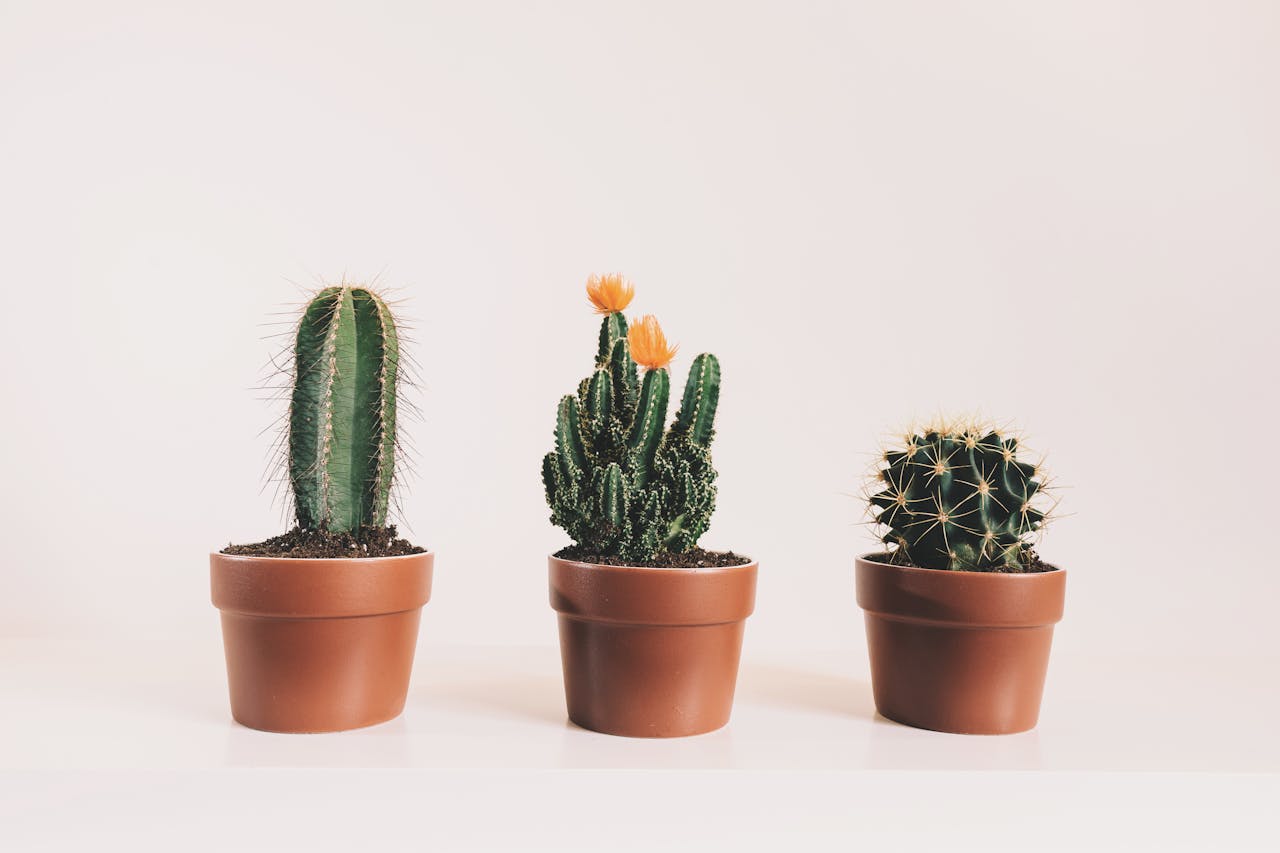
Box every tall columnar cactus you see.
[289,285,400,533]
[542,275,722,560]
[869,424,1051,571]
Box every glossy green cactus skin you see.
[289,286,399,532]
[542,312,721,560]
[870,428,1046,571]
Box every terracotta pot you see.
[210,551,433,733]
[549,555,757,737]
[856,555,1065,735]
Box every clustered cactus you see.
[542,275,722,561]
[869,424,1052,571]
[288,285,401,533]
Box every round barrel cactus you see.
[869,424,1053,571]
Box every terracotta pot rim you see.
[210,549,434,564]
[549,554,758,626]
[856,553,1065,628]
[856,552,1064,578]
[211,550,433,619]
[548,554,758,575]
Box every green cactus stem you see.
[289,285,399,533]
[627,368,670,488]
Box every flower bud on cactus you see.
[542,276,722,560]
[289,285,400,533]
[869,424,1051,571]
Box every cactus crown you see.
[288,284,401,533]
[542,275,722,561]
[869,422,1053,571]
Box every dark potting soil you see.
[222,525,425,559]
[871,549,1056,574]
[555,546,753,568]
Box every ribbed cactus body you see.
[870,428,1046,571]
[627,368,669,487]
[289,286,399,533]
[543,311,722,560]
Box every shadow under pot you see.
[549,555,757,738]
[210,551,433,733]
[855,555,1065,735]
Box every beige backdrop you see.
[1,1,1276,661]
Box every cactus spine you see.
[543,276,722,561]
[289,285,400,533]
[869,424,1050,571]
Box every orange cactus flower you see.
[585,273,635,315]
[627,315,678,371]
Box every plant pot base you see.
[229,710,406,735]
[566,714,729,739]
[865,618,1055,735]
[220,610,421,733]
[873,709,1037,736]
[558,617,743,737]
[229,702,407,734]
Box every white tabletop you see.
[2,635,1276,850]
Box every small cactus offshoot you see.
[542,274,722,561]
[288,284,401,533]
[868,423,1055,571]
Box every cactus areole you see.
[869,424,1055,572]
[542,275,745,565]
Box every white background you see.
[2,1,1277,849]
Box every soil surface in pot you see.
[554,546,752,568]
[222,525,425,559]
[868,549,1056,573]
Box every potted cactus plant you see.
[542,274,757,738]
[857,422,1065,734]
[210,284,433,733]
